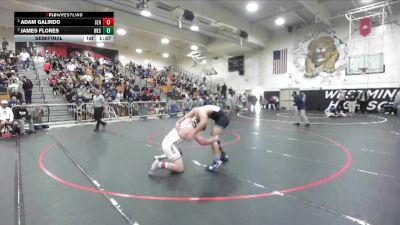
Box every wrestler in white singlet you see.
[161,117,197,161]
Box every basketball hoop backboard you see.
[347,53,384,75]
[345,2,388,75]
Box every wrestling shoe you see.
[207,160,222,171]
[153,154,167,161]
[220,151,229,162]
[150,159,160,172]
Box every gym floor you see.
[1,111,399,225]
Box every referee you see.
[93,89,107,132]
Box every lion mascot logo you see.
[305,36,339,77]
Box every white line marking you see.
[272,191,284,196]
[238,113,387,126]
[253,183,266,189]
[249,147,395,179]
[145,144,152,148]
[252,132,259,135]
[357,169,379,176]
[190,159,371,225]
[54,136,140,225]
[360,148,392,155]
[250,146,257,149]
[344,215,372,225]
[277,113,327,119]
[110,198,118,206]
[267,134,331,146]
[191,160,206,167]
[286,138,298,141]
[93,180,100,187]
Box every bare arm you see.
[176,108,196,126]
[194,132,219,146]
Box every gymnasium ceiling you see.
[0,0,399,58]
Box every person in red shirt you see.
[151,94,158,102]
[43,60,52,75]
[49,75,57,87]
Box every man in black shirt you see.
[13,102,34,134]
[221,83,227,99]
[22,76,33,104]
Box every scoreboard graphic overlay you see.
[14,12,114,43]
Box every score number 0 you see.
[102,18,114,26]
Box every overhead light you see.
[190,25,199,31]
[275,17,285,26]
[162,53,169,58]
[141,10,151,17]
[136,48,143,53]
[96,42,104,47]
[161,38,170,44]
[190,45,198,51]
[246,2,258,13]
[360,0,373,3]
[116,28,127,35]
[119,55,125,60]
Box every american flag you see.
[273,49,287,74]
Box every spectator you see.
[44,49,51,60]
[337,90,346,113]
[357,90,370,114]
[250,95,257,111]
[0,74,6,92]
[7,79,19,96]
[347,91,357,117]
[273,95,280,110]
[104,70,113,83]
[8,96,18,108]
[259,95,264,109]
[394,91,400,113]
[43,60,52,75]
[204,96,213,105]
[22,76,33,104]
[393,91,400,135]
[0,100,19,134]
[267,96,275,110]
[221,83,227,99]
[12,102,34,134]
[183,97,193,115]
[19,49,30,71]
[66,61,76,73]
[81,73,93,83]
[1,38,8,52]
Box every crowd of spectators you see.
[1,39,36,135]
[125,62,243,113]
[0,39,33,104]
[43,50,243,116]
[44,52,164,106]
